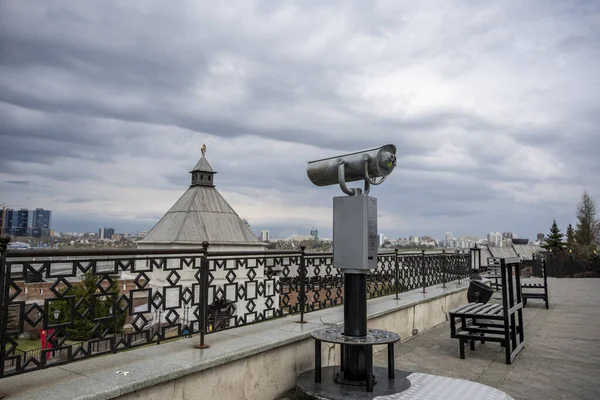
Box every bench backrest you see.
[542,257,548,287]
[488,256,523,310]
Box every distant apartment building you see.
[537,233,545,242]
[259,229,270,242]
[487,231,502,247]
[310,227,319,242]
[99,227,115,240]
[397,237,410,247]
[1,207,52,237]
[420,236,437,247]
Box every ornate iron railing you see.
[0,236,470,378]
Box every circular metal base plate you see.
[296,366,412,400]
[333,371,377,386]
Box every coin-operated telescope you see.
[307,144,396,196]
[306,144,397,273]
[304,144,398,389]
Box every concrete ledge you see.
[0,281,469,400]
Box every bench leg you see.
[523,298,527,307]
[459,339,465,359]
[480,332,485,344]
[469,339,475,351]
[545,296,549,309]
[505,339,512,365]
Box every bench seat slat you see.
[522,283,544,288]
[449,302,504,318]
[475,304,502,316]
[449,303,482,314]
[450,303,494,315]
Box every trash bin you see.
[467,280,494,304]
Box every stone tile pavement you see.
[279,278,600,400]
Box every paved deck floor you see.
[282,278,600,400]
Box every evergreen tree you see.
[566,224,576,249]
[7,307,17,331]
[574,191,599,255]
[543,219,564,250]
[49,272,126,341]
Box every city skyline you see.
[3,206,544,244]
[1,1,598,242]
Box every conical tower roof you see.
[191,156,214,173]
[139,147,263,247]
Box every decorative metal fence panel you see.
[0,239,470,378]
[205,252,301,332]
[304,253,343,312]
[368,253,396,299]
[0,245,208,378]
[398,253,422,292]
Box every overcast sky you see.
[1,1,598,241]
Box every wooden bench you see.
[449,257,525,364]
[521,257,549,309]
[482,257,502,291]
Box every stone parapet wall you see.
[117,286,467,400]
[0,282,468,400]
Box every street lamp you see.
[470,243,481,280]
[53,309,61,320]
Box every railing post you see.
[442,250,446,289]
[456,250,461,284]
[394,248,399,300]
[196,241,210,349]
[299,246,307,323]
[0,234,10,380]
[421,250,426,294]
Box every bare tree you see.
[575,191,599,254]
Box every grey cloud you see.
[0,0,598,239]
[6,180,30,185]
[0,1,502,155]
[66,197,94,203]
[419,210,477,219]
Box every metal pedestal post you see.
[342,272,367,382]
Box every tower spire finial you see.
[201,144,207,157]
